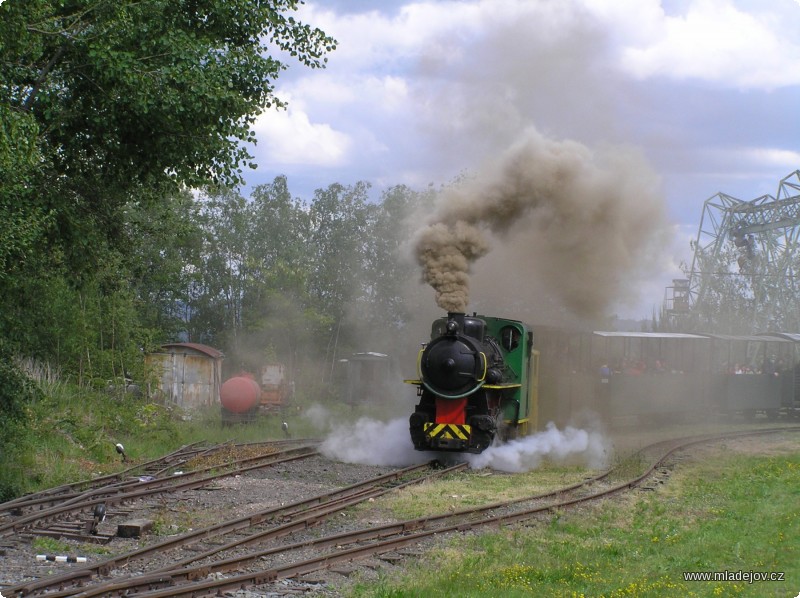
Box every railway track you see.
[5,458,466,597]
[0,438,314,523]
[0,442,211,521]
[4,425,799,597]
[0,440,319,545]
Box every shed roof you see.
[158,343,225,359]
[592,331,708,339]
[700,334,792,343]
[761,332,800,343]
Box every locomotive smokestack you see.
[446,312,466,335]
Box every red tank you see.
[220,376,261,413]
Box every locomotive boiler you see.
[406,313,539,453]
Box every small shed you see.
[146,343,225,410]
[336,352,392,404]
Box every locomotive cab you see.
[407,313,536,453]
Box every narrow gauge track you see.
[5,459,467,597]
[32,424,800,598]
[0,442,211,520]
[0,442,319,543]
[0,438,313,521]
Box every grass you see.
[31,537,72,555]
[347,439,800,598]
[367,466,596,520]
[1,369,412,498]
[1,378,327,498]
[5,378,799,597]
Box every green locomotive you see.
[406,312,539,453]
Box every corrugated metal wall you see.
[146,347,223,410]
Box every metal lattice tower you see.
[664,170,800,332]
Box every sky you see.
[243,0,800,320]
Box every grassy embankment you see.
[0,377,332,498]
[348,436,800,598]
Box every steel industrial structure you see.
[664,170,800,332]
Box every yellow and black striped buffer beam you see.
[423,423,471,441]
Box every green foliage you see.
[0,0,432,403]
[0,1,441,483]
[360,185,433,331]
[0,0,336,384]
[1,376,181,496]
[0,265,153,385]
[1,0,336,188]
[182,180,431,388]
[688,243,758,334]
[307,181,372,319]
[0,104,50,281]
[0,374,317,498]
[0,343,41,500]
[124,187,206,339]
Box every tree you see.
[189,186,252,346]
[237,176,321,372]
[0,0,335,377]
[689,243,756,334]
[1,0,335,269]
[124,187,206,340]
[307,182,372,320]
[0,341,42,500]
[359,185,432,338]
[1,0,335,189]
[0,104,49,282]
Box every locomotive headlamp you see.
[445,320,459,336]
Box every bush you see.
[0,342,42,500]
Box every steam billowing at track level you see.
[412,127,670,318]
[309,407,608,473]
[467,422,609,473]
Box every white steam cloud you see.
[319,417,433,467]
[315,411,609,473]
[466,422,609,473]
[304,403,334,432]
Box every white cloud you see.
[301,1,800,90]
[259,0,800,190]
[284,76,358,110]
[588,0,800,89]
[301,1,597,73]
[743,147,800,170]
[252,102,352,167]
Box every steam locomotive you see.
[407,314,800,454]
[406,313,538,453]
